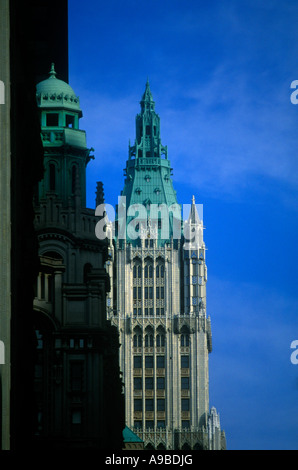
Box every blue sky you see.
[68,0,298,449]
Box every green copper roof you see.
[117,82,181,246]
[36,63,82,114]
[122,426,143,443]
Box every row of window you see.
[133,307,165,317]
[134,377,190,391]
[133,355,190,369]
[133,264,165,278]
[134,420,190,429]
[134,398,190,411]
[133,334,190,348]
[45,112,76,128]
[133,286,165,300]
[134,334,165,348]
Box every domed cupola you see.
[35,64,93,208]
[36,63,82,117]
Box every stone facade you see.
[106,83,226,450]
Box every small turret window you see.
[66,114,75,128]
[146,125,150,136]
[46,113,59,126]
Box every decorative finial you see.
[49,63,57,79]
[192,195,195,204]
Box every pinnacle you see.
[49,63,57,79]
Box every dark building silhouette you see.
[0,0,124,451]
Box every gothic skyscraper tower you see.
[106,82,226,450]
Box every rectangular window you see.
[181,356,189,368]
[156,356,165,368]
[156,307,160,316]
[157,377,165,390]
[145,377,153,390]
[157,399,165,411]
[138,287,142,299]
[134,356,142,368]
[181,399,189,411]
[145,308,148,316]
[157,420,165,428]
[134,377,142,390]
[66,114,75,128]
[182,420,190,429]
[134,420,142,429]
[145,287,148,299]
[156,287,160,299]
[146,420,154,429]
[161,287,164,299]
[46,113,59,126]
[145,399,154,411]
[146,125,150,135]
[133,287,137,300]
[181,377,190,389]
[71,410,81,424]
[145,356,153,369]
[134,399,142,411]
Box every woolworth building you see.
[0,0,225,451]
[105,80,226,450]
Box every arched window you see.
[145,334,153,347]
[133,327,142,348]
[49,163,56,191]
[133,259,142,279]
[156,334,165,347]
[144,258,153,279]
[181,334,190,347]
[156,259,165,278]
[133,334,142,348]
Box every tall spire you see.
[128,81,168,161]
[189,194,201,224]
[140,78,155,112]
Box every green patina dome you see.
[36,63,82,114]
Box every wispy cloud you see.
[207,276,298,449]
